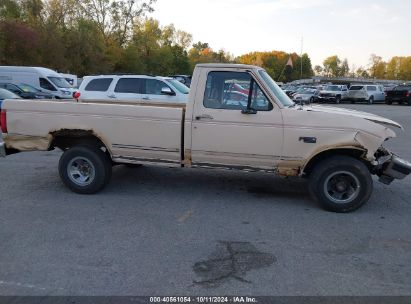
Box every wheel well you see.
[302,148,366,177]
[50,129,110,156]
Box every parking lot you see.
[0,103,410,296]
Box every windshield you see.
[0,88,21,99]
[258,70,294,107]
[166,79,190,94]
[325,85,340,91]
[349,86,364,91]
[48,77,72,89]
[18,83,41,93]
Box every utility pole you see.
[300,36,303,79]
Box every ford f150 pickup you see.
[1,64,410,212]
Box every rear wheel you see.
[308,156,373,213]
[59,145,112,194]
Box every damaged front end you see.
[372,147,411,185]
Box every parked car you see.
[317,85,349,104]
[282,85,298,97]
[347,84,385,104]
[385,85,411,105]
[78,75,189,103]
[1,63,410,213]
[60,73,78,87]
[292,88,319,104]
[168,75,192,87]
[0,66,76,98]
[0,88,21,108]
[0,83,53,99]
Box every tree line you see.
[0,0,315,81]
[6,0,409,82]
[315,54,411,80]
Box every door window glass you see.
[145,79,172,95]
[203,71,272,111]
[367,86,377,91]
[40,78,57,91]
[114,78,143,94]
[85,78,113,92]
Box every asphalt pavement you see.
[0,103,410,296]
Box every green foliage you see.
[238,51,313,82]
[2,0,410,81]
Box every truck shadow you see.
[107,164,313,208]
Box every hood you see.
[306,105,403,129]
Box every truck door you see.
[190,70,283,170]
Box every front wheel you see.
[59,145,112,194]
[368,96,374,104]
[308,156,373,212]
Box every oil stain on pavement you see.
[193,241,276,287]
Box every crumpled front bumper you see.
[376,154,411,184]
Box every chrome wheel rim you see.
[67,157,96,186]
[324,171,360,204]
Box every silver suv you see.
[317,85,349,104]
[347,84,385,104]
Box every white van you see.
[0,66,76,99]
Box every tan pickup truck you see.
[1,64,410,212]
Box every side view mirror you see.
[161,87,176,96]
[241,108,257,115]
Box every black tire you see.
[350,99,355,104]
[335,96,341,104]
[308,156,373,213]
[407,100,411,106]
[385,100,392,105]
[310,97,314,103]
[368,96,374,104]
[59,145,112,194]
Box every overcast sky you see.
[152,0,410,68]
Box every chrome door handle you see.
[195,114,214,120]
[107,94,116,98]
[142,96,150,100]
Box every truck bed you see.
[2,99,185,165]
